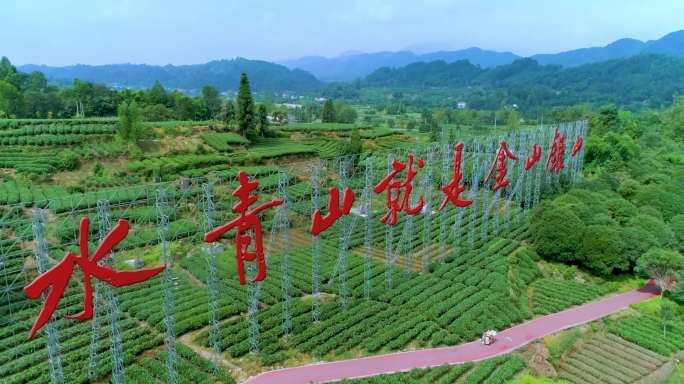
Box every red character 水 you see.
[24,218,166,339]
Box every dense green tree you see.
[236,73,256,138]
[146,81,170,106]
[321,99,336,123]
[117,100,143,142]
[201,85,221,119]
[222,100,236,128]
[350,127,362,155]
[636,248,684,296]
[256,104,270,137]
[337,106,358,123]
[577,225,627,276]
[530,202,584,263]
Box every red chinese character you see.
[525,144,542,170]
[546,129,566,174]
[204,171,283,285]
[310,187,355,235]
[438,143,472,211]
[484,141,518,192]
[24,218,166,339]
[373,153,424,226]
[571,134,583,156]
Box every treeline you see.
[529,99,684,281]
[325,54,684,112]
[0,56,240,120]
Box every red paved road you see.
[243,283,658,384]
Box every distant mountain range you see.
[14,29,684,92]
[19,58,322,93]
[278,48,519,82]
[358,54,684,110]
[281,30,684,82]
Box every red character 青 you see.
[311,187,355,235]
[484,141,518,192]
[24,218,166,339]
[438,143,472,210]
[546,129,566,174]
[204,171,283,285]
[525,144,542,170]
[373,153,424,226]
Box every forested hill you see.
[19,58,322,93]
[360,54,684,109]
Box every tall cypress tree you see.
[236,73,255,138]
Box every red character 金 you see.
[373,153,424,226]
[484,141,518,192]
[24,218,166,339]
[204,171,283,285]
[571,134,583,156]
[525,144,542,170]
[546,129,566,174]
[310,187,355,235]
[438,143,472,210]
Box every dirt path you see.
[242,283,659,384]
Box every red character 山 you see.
[204,171,283,285]
[311,187,355,235]
[525,144,542,170]
[24,218,166,339]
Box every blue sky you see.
[3,0,684,66]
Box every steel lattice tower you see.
[421,146,435,272]
[438,143,452,263]
[200,184,222,368]
[31,208,65,384]
[156,188,177,384]
[363,157,374,300]
[311,162,322,321]
[277,172,292,335]
[96,200,126,384]
[468,141,482,249]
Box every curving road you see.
[243,283,659,384]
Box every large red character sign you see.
[484,141,518,192]
[438,143,472,210]
[525,144,542,170]
[24,218,166,339]
[204,171,283,285]
[310,187,355,235]
[546,129,566,173]
[373,153,424,226]
[571,134,583,156]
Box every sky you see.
[3,0,684,66]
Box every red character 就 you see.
[438,143,472,210]
[204,171,283,285]
[373,153,424,226]
[24,218,166,339]
[484,141,518,192]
